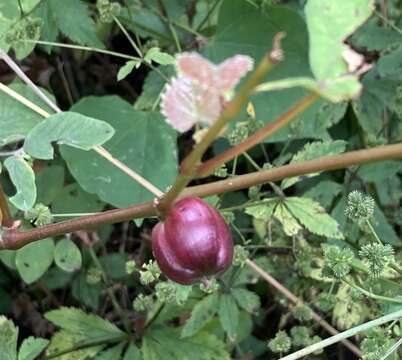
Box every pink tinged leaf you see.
[217,55,254,92]
[176,52,217,88]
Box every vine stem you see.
[157,37,284,215]
[0,64,163,198]
[113,15,143,57]
[197,93,319,177]
[281,308,402,360]
[0,184,12,227]
[245,259,362,357]
[1,142,402,249]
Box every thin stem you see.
[23,39,140,61]
[281,309,402,360]
[88,246,132,334]
[143,301,164,330]
[343,279,402,304]
[113,16,143,58]
[158,46,282,215]
[52,213,99,217]
[380,338,402,360]
[0,148,23,157]
[43,333,129,359]
[196,0,221,31]
[245,259,362,357]
[198,93,318,177]
[2,143,402,249]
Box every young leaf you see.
[144,47,175,65]
[18,336,49,360]
[54,238,82,273]
[0,316,18,360]
[47,0,103,47]
[244,201,276,220]
[281,140,347,189]
[45,307,124,337]
[285,197,344,239]
[218,294,239,338]
[4,155,36,211]
[123,343,142,360]
[231,288,260,313]
[15,238,55,284]
[24,112,115,160]
[117,60,141,81]
[181,293,218,338]
[143,328,230,360]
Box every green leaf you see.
[47,0,103,47]
[35,165,65,205]
[0,250,17,270]
[144,47,175,65]
[45,307,124,337]
[274,202,303,236]
[99,253,127,280]
[46,330,104,360]
[356,161,402,183]
[94,343,125,360]
[181,293,218,338]
[134,67,173,110]
[117,60,141,81]
[60,96,178,207]
[54,239,82,273]
[0,84,55,147]
[281,140,347,189]
[18,337,49,360]
[285,197,344,239]
[123,343,142,360]
[143,328,230,360]
[24,111,115,160]
[204,0,337,141]
[0,316,18,360]
[15,238,55,284]
[231,288,260,313]
[303,180,343,208]
[305,0,373,80]
[218,294,239,337]
[4,155,36,211]
[71,272,101,310]
[244,201,276,220]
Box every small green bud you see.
[139,260,161,285]
[86,267,102,285]
[133,293,153,312]
[322,246,354,279]
[314,293,336,312]
[228,124,249,145]
[222,211,235,224]
[345,191,375,223]
[359,243,394,278]
[125,260,136,275]
[291,305,313,322]
[24,203,53,226]
[268,330,291,354]
[214,165,228,178]
[97,0,121,23]
[233,245,249,267]
[290,326,311,347]
[199,278,220,294]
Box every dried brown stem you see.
[1,142,401,250]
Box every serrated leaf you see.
[303,180,342,208]
[0,83,55,147]
[274,202,303,236]
[285,197,344,239]
[54,239,82,273]
[117,60,141,81]
[71,272,101,310]
[231,288,260,313]
[45,307,124,337]
[144,47,175,65]
[281,140,347,189]
[60,96,177,207]
[143,328,230,360]
[46,330,104,360]
[47,0,103,47]
[15,238,55,284]
[94,343,125,360]
[123,343,142,360]
[218,294,239,337]
[0,316,18,360]
[24,111,115,160]
[181,293,218,338]
[4,155,36,211]
[244,201,276,220]
[18,336,49,360]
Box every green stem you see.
[113,15,143,57]
[343,279,402,304]
[44,333,129,359]
[281,309,402,360]
[196,0,222,31]
[88,247,132,334]
[143,301,165,330]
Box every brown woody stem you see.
[1,142,401,250]
[0,184,12,227]
[197,93,319,177]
